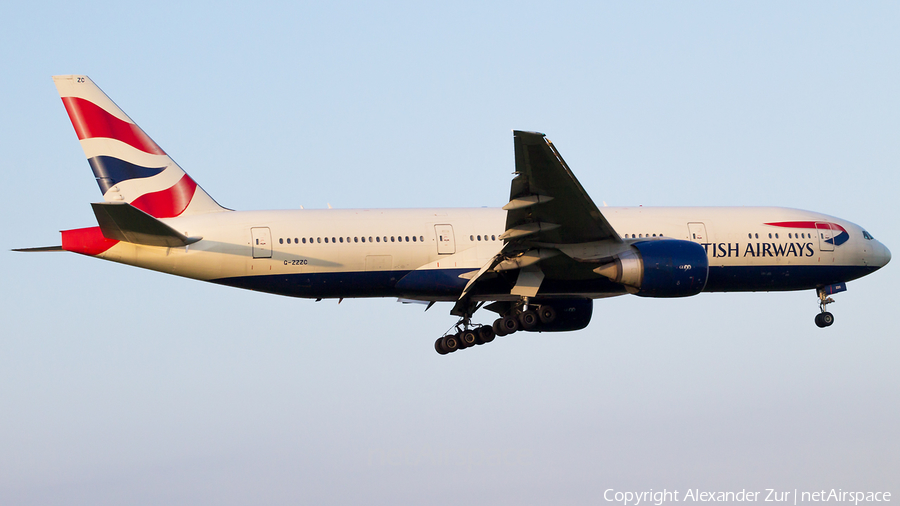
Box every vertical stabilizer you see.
[53,75,227,218]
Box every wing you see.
[452,131,623,315]
[502,131,621,245]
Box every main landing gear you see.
[434,302,558,355]
[434,325,496,355]
[814,288,835,328]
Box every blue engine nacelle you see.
[594,240,709,297]
[528,298,593,332]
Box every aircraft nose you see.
[879,242,891,267]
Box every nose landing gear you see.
[815,288,835,328]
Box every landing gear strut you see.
[815,288,835,328]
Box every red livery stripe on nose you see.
[61,97,166,155]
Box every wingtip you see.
[512,130,546,137]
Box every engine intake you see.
[594,240,709,297]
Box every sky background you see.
[1,2,898,505]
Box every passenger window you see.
[332,237,336,243]
[376,237,380,242]
[768,233,772,239]
[302,238,307,244]
[324,237,329,243]
[775,233,779,239]
[492,235,496,241]
[317,237,321,244]
[470,235,474,241]
[279,238,284,244]
[420,236,424,242]
[755,233,758,239]
[405,236,410,242]
[369,237,373,242]
[412,236,416,242]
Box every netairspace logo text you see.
[603,489,891,506]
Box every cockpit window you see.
[862,230,875,240]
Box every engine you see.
[593,240,709,297]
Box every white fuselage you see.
[83,205,889,301]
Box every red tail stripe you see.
[130,174,198,218]
[61,226,119,256]
[61,97,166,155]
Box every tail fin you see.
[53,75,227,218]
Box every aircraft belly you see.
[704,265,881,292]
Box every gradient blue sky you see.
[2,2,898,505]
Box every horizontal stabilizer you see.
[91,202,202,247]
[12,246,64,252]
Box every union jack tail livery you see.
[53,75,226,218]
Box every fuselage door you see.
[251,227,273,258]
[434,224,456,255]
[687,222,709,243]
[815,222,835,252]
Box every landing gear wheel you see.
[441,334,459,352]
[493,319,508,336]
[815,288,837,329]
[460,330,478,347]
[814,312,835,328]
[815,313,826,328]
[435,337,449,355]
[519,310,539,330]
[501,315,520,335]
[539,305,557,324]
[478,325,496,344]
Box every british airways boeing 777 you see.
[16,76,891,355]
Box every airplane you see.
[16,75,891,355]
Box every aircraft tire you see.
[442,334,459,352]
[435,337,449,355]
[822,312,834,327]
[461,330,478,347]
[501,315,519,335]
[815,313,826,328]
[478,325,496,343]
[519,310,539,330]
[539,305,557,324]
[493,319,508,336]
